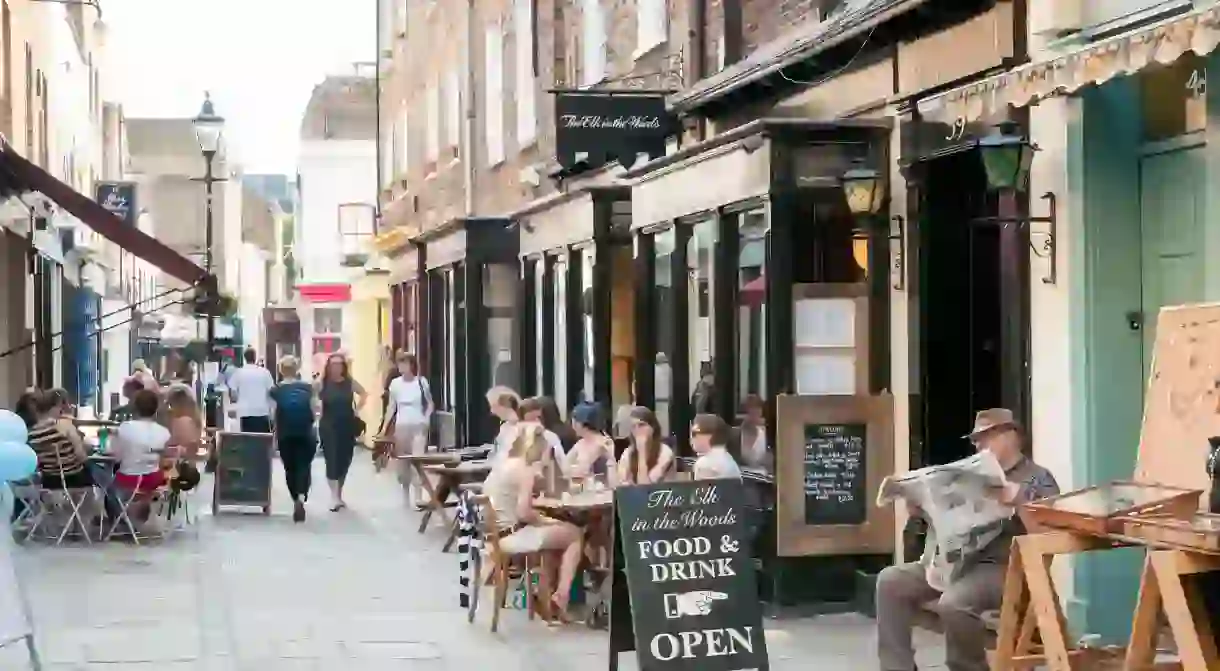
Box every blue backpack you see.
[274,381,315,438]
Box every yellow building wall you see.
[351,276,391,435]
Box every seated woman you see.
[109,390,173,495]
[28,389,94,490]
[161,384,202,461]
[617,406,674,486]
[738,394,770,470]
[482,422,584,620]
[565,403,617,486]
[519,396,568,475]
[486,386,522,461]
[690,414,742,481]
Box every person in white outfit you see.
[379,352,433,508]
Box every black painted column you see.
[713,212,738,422]
[565,248,583,413]
[454,262,470,446]
[633,232,655,406]
[592,201,614,412]
[519,257,537,397]
[672,225,692,455]
[541,256,556,398]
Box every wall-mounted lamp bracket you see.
[851,215,906,291]
[969,192,1058,285]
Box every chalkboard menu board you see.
[213,431,274,514]
[803,423,866,525]
[614,480,769,671]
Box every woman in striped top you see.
[28,389,94,489]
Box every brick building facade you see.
[376,0,827,236]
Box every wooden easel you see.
[1124,549,1220,671]
[991,532,1128,671]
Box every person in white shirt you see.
[486,386,522,461]
[107,390,173,523]
[519,396,568,475]
[227,348,276,433]
[690,413,742,481]
[378,352,434,507]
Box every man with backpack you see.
[270,355,317,522]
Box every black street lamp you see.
[840,159,906,290]
[192,93,225,429]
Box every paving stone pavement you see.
[0,455,947,669]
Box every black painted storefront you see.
[420,217,518,447]
[514,186,632,421]
[625,118,894,608]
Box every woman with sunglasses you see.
[617,406,674,485]
[690,414,741,481]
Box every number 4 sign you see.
[1186,68,1207,97]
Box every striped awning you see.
[917,3,1220,123]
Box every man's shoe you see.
[292,499,306,523]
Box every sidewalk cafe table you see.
[422,460,493,551]
[404,452,464,533]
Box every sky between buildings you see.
[106,0,376,173]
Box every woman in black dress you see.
[314,353,367,511]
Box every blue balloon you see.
[0,441,34,482]
[0,410,27,444]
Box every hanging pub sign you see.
[95,181,138,227]
[613,479,770,671]
[554,91,671,171]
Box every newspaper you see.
[876,451,1013,589]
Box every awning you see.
[0,142,210,286]
[916,3,1220,124]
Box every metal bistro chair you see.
[9,476,49,543]
[106,469,190,544]
[36,453,99,545]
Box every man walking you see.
[227,347,276,433]
[271,356,316,522]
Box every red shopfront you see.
[388,242,427,369]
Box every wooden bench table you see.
[423,461,493,551]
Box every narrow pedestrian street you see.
[1,455,945,670]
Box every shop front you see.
[914,0,1220,639]
[388,242,426,365]
[513,186,632,417]
[421,217,518,446]
[626,118,894,607]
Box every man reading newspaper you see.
[874,408,1060,671]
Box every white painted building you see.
[294,72,377,378]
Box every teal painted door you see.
[1140,147,1206,374]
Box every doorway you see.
[609,243,636,412]
[1138,142,1204,378]
[917,151,1011,467]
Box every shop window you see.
[314,307,343,334]
[687,219,717,414]
[734,206,769,415]
[579,246,595,404]
[652,228,676,436]
[485,263,518,390]
[445,268,457,411]
[533,260,546,395]
[553,255,568,417]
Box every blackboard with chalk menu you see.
[803,423,867,526]
[613,480,769,671]
[212,431,274,515]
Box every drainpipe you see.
[374,0,383,230]
[463,0,476,216]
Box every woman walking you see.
[315,353,367,511]
[379,352,433,508]
[271,356,317,522]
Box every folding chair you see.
[471,495,551,632]
[36,453,98,545]
[105,475,172,544]
[9,478,48,543]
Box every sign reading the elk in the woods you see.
[614,480,769,671]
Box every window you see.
[395,106,409,177]
[652,228,676,436]
[382,124,395,188]
[687,220,716,411]
[484,23,505,165]
[338,203,375,257]
[581,0,606,87]
[445,269,457,409]
[514,0,536,147]
[485,263,518,390]
[717,32,726,71]
[553,255,568,416]
[636,0,666,57]
[315,307,343,334]
[579,246,595,403]
[445,67,461,152]
[425,76,440,163]
[533,261,546,395]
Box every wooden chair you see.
[471,495,551,632]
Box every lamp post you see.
[192,93,225,428]
[841,159,906,290]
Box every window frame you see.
[635,0,667,58]
[580,0,606,87]
[484,22,506,165]
[514,0,537,147]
